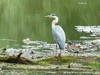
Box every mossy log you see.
[0,54,99,74]
[0,53,33,64]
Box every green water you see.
[0,0,100,48]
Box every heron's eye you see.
[51,13,56,16]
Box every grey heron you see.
[45,14,66,56]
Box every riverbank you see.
[0,55,100,74]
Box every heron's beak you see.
[44,15,51,18]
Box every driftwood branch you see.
[0,53,33,64]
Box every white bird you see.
[45,13,66,56]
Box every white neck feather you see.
[52,16,59,28]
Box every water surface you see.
[0,0,100,48]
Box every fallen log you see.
[0,53,33,64]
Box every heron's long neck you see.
[52,16,59,28]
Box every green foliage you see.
[84,56,100,69]
[0,56,9,61]
[61,56,76,62]
[40,56,77,65]
[90,61,100,69]
[95,56,100,62]
[38,61,50,66]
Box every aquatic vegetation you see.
[38,61,51,66]
[88,61,100,69]
[0,56,100,75]
[38,56,77,65]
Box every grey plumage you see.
[45,14,66,55]
[52,25,66,49]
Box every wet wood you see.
[0,54,33,64]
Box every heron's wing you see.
[52,25,66,49]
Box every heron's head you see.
[44,13,57,18]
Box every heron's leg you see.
[58,49,61,57]
[56,44,57,56]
